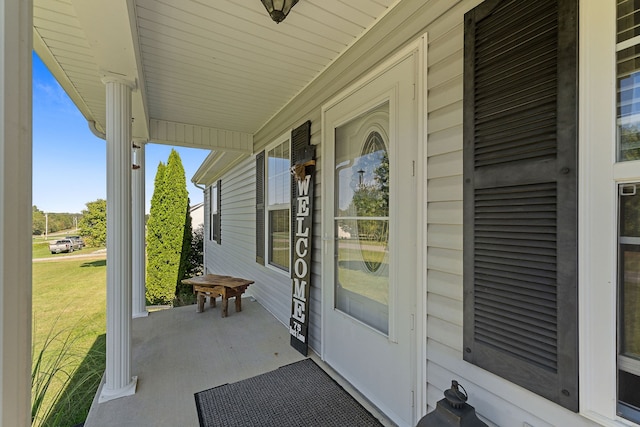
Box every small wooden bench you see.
[192,284,221,311]
[182,274,254,317]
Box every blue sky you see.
[32,52,210,214]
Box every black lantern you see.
[260,0,299,23]
[416,381,489,427]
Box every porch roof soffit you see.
[34,0,150,140]
[149,119,252,154]
[253,0,446,147]
[33,0,401,152]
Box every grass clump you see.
[31,318,105,427]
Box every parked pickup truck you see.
[49,239,75,254]
[66,235,84,250]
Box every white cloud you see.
[33,79,80,116]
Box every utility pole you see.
[45,213,48,240]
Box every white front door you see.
[322,51,417,426]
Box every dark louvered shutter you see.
[463,0,578,411]
[216,179,222,245]
[256,152,265,265]
[290,121,312,276]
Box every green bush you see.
[146,150,191,305]
[174,225,204,307]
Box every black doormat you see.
[194,358,384,427]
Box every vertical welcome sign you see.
[289,141,315,356]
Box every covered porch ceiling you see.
[33,0,400,182]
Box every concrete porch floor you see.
[84,297,395,427]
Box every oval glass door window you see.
[355,131,389,273]
[334,101,390,334]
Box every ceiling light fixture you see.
[260,0,299,23]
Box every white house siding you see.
[203,118,324,353]
[203,158,290,325]
[201,0,603,425]
[422,2,597,426]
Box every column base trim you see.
[98,376,138,403]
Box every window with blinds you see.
[210,184,219,242]
[617,2,640,423]
[266,139,290,272]
[210,181,221,245]
[618,183,640,424]
[617,0,640,161]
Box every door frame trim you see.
[319,33,428,424]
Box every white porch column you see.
[0,0,32,424]
[132,140,148,318]
[99,77,137,402]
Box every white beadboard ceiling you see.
[33,0,399,151]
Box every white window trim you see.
[264,131,291,275]
[580,1,640,425]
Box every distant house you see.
[189,202,204,230]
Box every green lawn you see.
[32,241,54,259]
[32,240,105,260]
[32,257,106,427]
[336,240,389,305]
